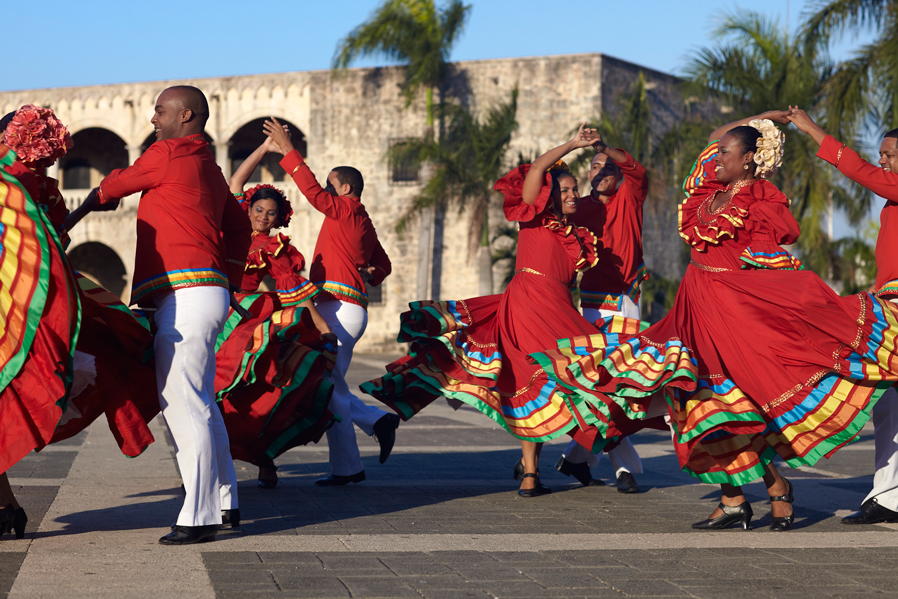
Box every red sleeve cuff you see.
[279,150,306,177]
[817,135,846,166]
[96,184,121,204]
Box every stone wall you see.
[1,52,710,352]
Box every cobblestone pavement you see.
[3,354,898,598]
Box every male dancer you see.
[264,119,398,486]
[788,107,898,524]
[556,139,649,493]
[74,86,252,544]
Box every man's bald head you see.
[151,86,209,141]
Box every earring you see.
[744,164,750,170]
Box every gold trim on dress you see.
[690,260,732,272]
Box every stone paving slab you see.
[3,354,898,598]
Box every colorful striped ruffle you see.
[131,268,229,304]
[740,246,805,271]
[215,292,337,465]
[683,141,719,196]
[316,281,369,308]
[361,299,589,443]
[277,280,319,307]
[535,298,898,486]
[877,278,898,298]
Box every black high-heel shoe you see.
[258,465,278,489]
[513,459,524,481]
[769,478,794,532]
[692,501,753,530]
[0,505,13,536]
[518,473,552,497]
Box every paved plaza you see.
[3,354,898,598]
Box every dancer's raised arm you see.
[229,124,288,195]
[522,125,600,205]
[708,110,790,143]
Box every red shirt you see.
[280,150,391,309]
[818,135,898,297]
[98,134,252,305]
[569,150,649,310]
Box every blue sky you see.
[3,0,880,237]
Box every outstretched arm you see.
[785,107,828,146]
[229,133,282,195]
[708,110,791,143]
[522,124,600,204]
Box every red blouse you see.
[3,157,69,243]
[679,141,802,271]
[569,149,649,310]
[817,134,898,297]
[280,150,391,309]
[98,135,252,305]
[241,231,319,307]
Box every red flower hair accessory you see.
[2,105,73,167]
[244,183,292,228]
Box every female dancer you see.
[0,106,158,539]
[363,126,643,496]
[536,111,898,530]
[216,135,337,489]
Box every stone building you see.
[0,52,708,352]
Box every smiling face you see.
[552,173,580,216]
[150,90,188,141]
[715,133,754,184]
[589,154,621,196]
[879,137,898,173]
[250,198,280,233]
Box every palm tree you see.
[391,89,519,295]
[685,10,872,275]
[801,0,898,136]
[333,0,471,300]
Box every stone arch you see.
[67,242,128,298]
[59,128,128,190]
[228,117,305,184]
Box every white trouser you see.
[865,382,898,512]
[316,299,387,476]
[154,286,237,527]
[563,295,644,477]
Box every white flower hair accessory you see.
[748,118,785,179]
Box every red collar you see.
[185,133,206,142]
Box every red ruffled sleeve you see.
[543,219,600,273]
[683,141,720,197]
[740,188,804,270]
[495,164,553,223]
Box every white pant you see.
[563,295,644,476]
[154,286,237,527]
[865,386,898,511]
[316,300,387,476]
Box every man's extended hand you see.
[263,117,295,156]
[570,124,602,150]
[359,265,376,283]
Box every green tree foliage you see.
[332,0,471,127]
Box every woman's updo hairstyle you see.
[726,120,785,180]
[244,184,293,228]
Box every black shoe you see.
[769,478,794,531]
[221,509,240,530]
[0,505,14,537]
[373,413,400,464]
[314,471,366,486]
[842,498,898,525]
[159,524,218,545]
[258,465,278,489]
[692,501,753,530]
[4,508,26,540]
[518,473,552,497]
[513,459,525,481]
[556,456,604,487]
[616,471,640,494]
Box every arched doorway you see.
[67,242,128,298]
[229,117,305,183]
[59,128,128,190]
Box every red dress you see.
[0,150,158,473]
[214,229,335,467]
[362,166,663,447]
[536,141,898,486]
